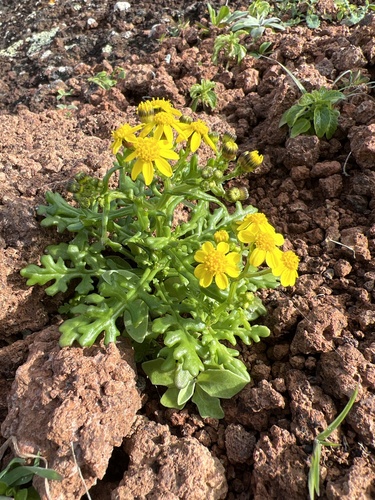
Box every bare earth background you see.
[1,0,375,499]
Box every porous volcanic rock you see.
[111,416,228,500]
[1,327,141,499]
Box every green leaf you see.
[161,387,185,409]
[192,385,224,419]
[314,106,339,139]
[290,118,312,138]
[279,105,307,127]
[177,380,195,406]
[197,368,249,399]
[142,358,175,386]
[306,14,320,29]
[124,299,149,343]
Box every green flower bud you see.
[225,187,249,202]
[202,167,214,179]
[213,170,223,180]
[179,114,193,124]
[208,131,220,145]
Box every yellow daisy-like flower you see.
[150,98,182,117]
[194,241,241,290]
[177,120,217,153]
[214,230,229,243]
[249,231,285,269]
[272,250,299,287]
[111,123,143,155]
[140,111,187,142]
[124,137,179,185]
[237,212,275,239]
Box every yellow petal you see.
[201,241,214,253]
[124,150,138,162]
[215,273,229,290]
[194,250,207,263]
[225,265,240,278]
[217,242,229,254]
[250,248,266,267]
[142,161,154,185]
[131,159,143,181]
[154,157,173,177]
[190,131,201,152]
[200,270,213,288]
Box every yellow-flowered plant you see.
[21,99,299,419]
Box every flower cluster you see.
[194,212,299,289]
[111,98,218,185]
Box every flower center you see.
[134,137,160,162]
[191,120,209,135]
[255,232,277,251]
[154,112,175,125]
[203,250,227,274]
[282,251,300,270]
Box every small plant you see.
[56,89,78,111]
[212,31,248,68]
[308,386,359,500]
[189,79,218,111]
[231,8,285,39]
[21,99,299,419]
[335,0,375,26]
[279,87,345,139]
[88,67,125,90]
[0,438,62,500]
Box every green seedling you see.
[189,79,218,111]
[56,89,78,111]
[231,12,285,39]
[308,385,359,500]
[0,438,62,500]
[212,31,248,68]
[88,67,125,90]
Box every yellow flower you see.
[214,230,229,243]
[111,123,143,155]
[177,120,217,153]
[249,231,284,269]
[237,212,275,240]
[140,111,187,142]
[272,250,299,287]
[124,137,179,185]
[194,241,241,290]
[237,150,264,172]
[150,98,182,117]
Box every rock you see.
[253,425,307,499]
[284,136,321,168]
[318,344,375,400]
[111,416,228,499]
[290,304,348,355]
[1,327,141,500]
[225,424,256,464]
[349,124,375,170]
[286,370,337,443]
[326,457,375,499]
[347,393,375,448]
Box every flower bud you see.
[202,167,214,179]
[213,170,223,181]
[225,186,249,202]
[238,150,264,172]
[222,140,238,160]
[214,230,229,243]
[137,101,154,123]
[179,114,193,124]
[208,131,220,145]
[222,131,237,143]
